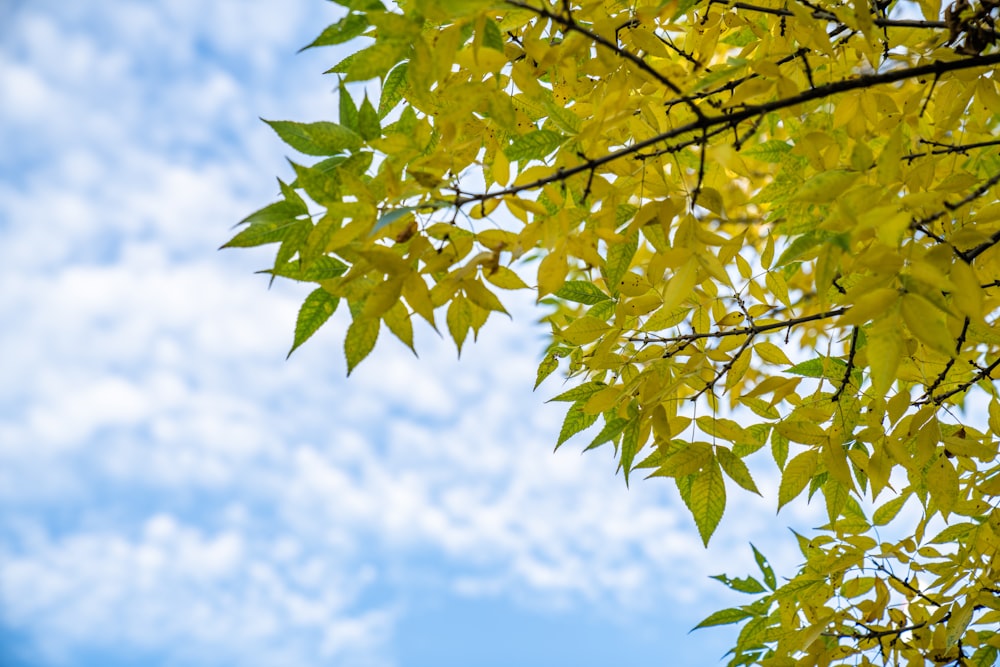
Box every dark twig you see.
[709,0,948,28]
[505,1,706,121]
[832,327,859,402]
[904,138,1000,161]
[454,54,1000,206]
[872,561,941,607]
[918,316,969,402]
[918,354,1000,406]
[691,331,756,400]
[630,307,850,346]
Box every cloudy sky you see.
[0,3,827,666]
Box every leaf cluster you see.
[227,0,1000,663]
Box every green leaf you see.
[603,232,638,294]
[358,95,381,140]
[970,645,999,667]
[585,416,629,451]
[872,495,907,526]
[379,63,409,118]
[263,119,362,156]
[447,295,473,356]
[344,316,379,375]
[778,449,818,511]
[620,411,641,485]
[548,381,608,403]
[221,215,304,249]
[556,401,599,448]
[717,447,761,495]
[554,280,612,305]
[262,256,349,282]
[534,353,559,389]
[289,288,340,357]
[383,301,415,352]
[775,232,821,267]
[741,140,792,163]
[751,544,776,590]
[339,83,359,133]
[771,429,789,468]
[482,17,505,51]
[691,606,753,630]
[560,316,611,345]
[710,573,767,594]
[504,130,565,162]
[240,199,307,226]
[785,357,847,381]
[301,13,370,51]
[687,459,726,546]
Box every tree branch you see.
[627,307,849,346]
[454,53,1000,206]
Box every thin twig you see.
[629,307,849,346]
[454,53,1000,206]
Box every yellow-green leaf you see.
[560,316,611,346]
[717,446,761,495]
[289,288,340,357]
[688,458,726,546]
[345,316,379,375]
[778,449,819,511]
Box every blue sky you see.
[0,3,829,666]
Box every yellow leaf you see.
[469,197,501,219]
[618,272,652,297]
[778,449,819,511]
[485,266,529,290]
[403,273,436,327]
[822,441,854,489]
[447,295,472,355]
[383,301,415,352]
[560,316,611,345]
[755,341,792,365]
[688,459,726,546]
[868,317,902,395]
[901,293,955,356]
[345,316,379,375]
[792,170,860,203]
[837,288,899,327]
[661,260,698,313]
[621,291,662,317]
[950,260,984,320]
[583,385,621,415]
[463,278,508,314]
[716,312,746,328]
[776,421,827,445]
[925,455,958,516]
[765,271,791,309]
[361,277,404,319]
[536,250,568,298]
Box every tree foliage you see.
[227,0,1000,663]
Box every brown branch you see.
[454,53,1000,206]
[628,307,849,346]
